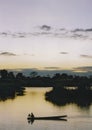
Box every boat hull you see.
[27,115,67,120]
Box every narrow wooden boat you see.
[27,115,67,120]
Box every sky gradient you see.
[0,0,92,75]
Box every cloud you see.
[60,52,69,54]
[0,26,92,40]
[85,28,92,32]
[60,28,66,31]
[73,66,92,72]
[39,25,52,31]
[72,28,85,32]
[0,32,8,36]
[44,67,61,70]
[23,53,35,56]
[70,33,87,39]
[72,28,92,32]
[0,52,17,56]
[80,54,92,59]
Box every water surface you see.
[0,87,92,130]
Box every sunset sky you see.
[0,0,92,75]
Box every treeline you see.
[0,69,92,89]
[0,69,25,101]
[0,69,92,104]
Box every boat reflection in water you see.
[27,113,67,124]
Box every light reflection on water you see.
[0,87,92,130]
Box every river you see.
[0,87,92,130]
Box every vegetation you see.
[0,69,25,101]
[0,69,92,88]
[0,69,92,106]
[45,87,92,107]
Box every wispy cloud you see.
[60,52,69,54]
[80,54,92,59]
[23,53,35,56]
[73,66,92,72]
[44,67,61,70]
[0,52,17,56]
[72,28,85,32]
[59,28,66,31]
[0,26,92,40]
[72,28,92,32]
[39,25,52,31]
[85,28,92,32]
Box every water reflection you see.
[0,86,25,101]
[45,87,92,109]
[0,87,92,130]
[0,85,92,110]
[28,118,34,124]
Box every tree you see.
[16,72,24,79]
[8,72,15,79]
[53,73,61,79]
[30,71,38,78]
[61,73,68,80]
[0,69,8,79]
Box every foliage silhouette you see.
[0,69,92,105]
[45,87,92,108]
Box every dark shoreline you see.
[45,87,92,107]
[0,69,92,106]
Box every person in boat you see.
[31,113,34,119]
[28,114,31,117]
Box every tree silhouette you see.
[30,71,38,78]
[8,72,15,79]
[0,69,8,79]
[16,72,24,79]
